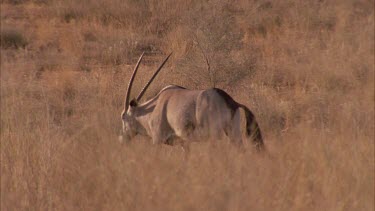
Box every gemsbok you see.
[121,52,264,151]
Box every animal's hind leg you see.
[165,137,174,146]
[171,136,191,160]
[227,109,244,150]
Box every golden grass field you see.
[1,0,374,210]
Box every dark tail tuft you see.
[239,104,264,151]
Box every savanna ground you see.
[1,0,374,210]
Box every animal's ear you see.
[129,99,138,107]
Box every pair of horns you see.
[124,52,172,111]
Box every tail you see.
[239,104,264,151]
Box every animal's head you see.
[121,99,140,140]
[121,52,172,140]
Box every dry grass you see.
[1,1,374,210]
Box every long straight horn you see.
[136,52,172,101]
[124,52,144,112]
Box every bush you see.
[0,30,28,49]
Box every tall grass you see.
[1,0,374,210]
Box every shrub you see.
[0,30,28,49]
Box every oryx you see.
[121,52,264,151]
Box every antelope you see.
[121,52,264,151]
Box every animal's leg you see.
[228,109,245,151]
[174,134,191,160]
[181,141,190,161]
[165,137,174,146]
[173,121,194,158]
[207,115,226,144]
[149,112,170,145]
[151,134,164,145]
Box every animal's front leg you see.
[149,121,169,145]
[150,131,165,145]
[149,112,171,145]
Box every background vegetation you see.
[1,0,374,210]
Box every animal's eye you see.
[129,99,138,107]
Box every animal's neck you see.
[133,97,158,136]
